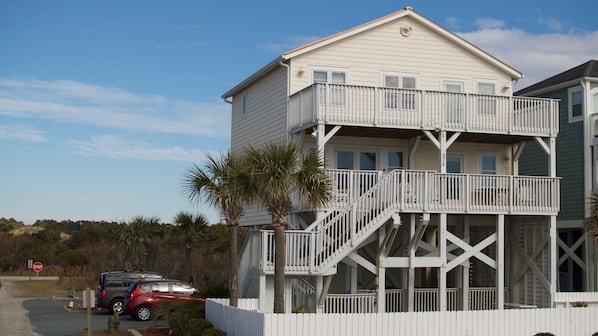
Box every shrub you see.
[572,301,588,307]
[197,284,229,298]
[201,328,227,336]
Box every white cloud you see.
[0,78,231,137]
[67,134,211,161]
[0,123,46,142]
[459,29,598,90]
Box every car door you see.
[151,282,174,304]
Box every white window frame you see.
[568,86,583,123]
[381,72,419,111]
[474,79,498,115]
[311,66,349,107]
[479,152,498,175]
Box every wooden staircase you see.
[261,169,406,275]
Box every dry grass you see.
[11,279,68,298]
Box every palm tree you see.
[584,190,598,240]
[182,151,247,307]
[173,211,208,284]
[243,141,331,313]
[118,216,162,270]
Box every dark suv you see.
[96,271,166,314]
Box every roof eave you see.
[221,56,284,99]
[282,7,523,80]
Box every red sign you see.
[32,261,43,273]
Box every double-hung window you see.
[382,73,417,110]
[568,86,583,123]
[476,81,497,115]
[314,69,346,106]
[480,153,497,187]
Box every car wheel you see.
[135,305,152,321]
[109,299,124,314]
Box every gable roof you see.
[515,60,598,96]
[222,6,523,100]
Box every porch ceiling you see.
[313,125,532,145]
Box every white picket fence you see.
[206,298,598,336]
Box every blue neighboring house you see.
[516,60,598,292]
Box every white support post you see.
[496,214,505,310]
[462,218,470,311]
[408,214,416,312]
[259,274,267,312]
[315,276,324,313]
[378,265,386,313]
[377,226,387,313]
[439,213,447,311]
[550,216,557,307]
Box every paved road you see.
[0,276,159,336]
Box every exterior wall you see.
[231,66,289,227]
[519,87,585,221]
[288,16,512,95]
[231,66,288,151]
[307,136,513,174]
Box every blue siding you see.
[519,87,585,220]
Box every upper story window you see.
[313,69,347,106]
[479,153,497,187]
[382,72,418,110]
[480,154,497,175]
[242,94,247,116]
[569,86,583,123]
[476,81,497,115]
[313,70,346,84]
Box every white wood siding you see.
[231,66,288,151]
[231,66,289,226]
[289,16,511,95]
[309,136,513,174]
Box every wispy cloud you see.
[67,134,211,161]
[474,18,506,29]
[0,78,230,137]
[445,17,461,30]
[0,123,46,142]
[260,36,322,53]
[536,12,563,32]
[459,29,598,89]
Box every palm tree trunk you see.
[229,225,239,307]
[185,242,191,283]
[274,223,286,313]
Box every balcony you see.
[325,169,560,215]
[289,84,559,137]
[265,169,559,276]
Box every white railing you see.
[289,84,559,137]
[324,293,377,313]
[263,169,405,274]
[207,299,598,336]
[262,170,559,275]
[326,169,559,215]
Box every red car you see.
[124,279,201,321]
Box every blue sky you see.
[1,1,597,225]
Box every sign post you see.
[32,261,43,279]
